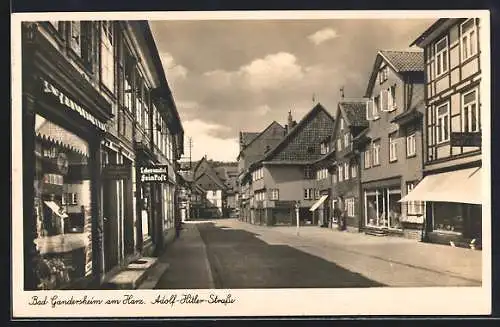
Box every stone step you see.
[102,257,158,289]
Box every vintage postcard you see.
[11,10,491,318]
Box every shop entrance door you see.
[103,177,119,273]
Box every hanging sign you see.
[139,165,170,183]
[42,79,107,132]
[103,164,131,180]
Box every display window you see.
[33,114,93,290]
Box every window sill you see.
[406,153,417,159]
[389,159,398,163]
[99,82,116,100]
[460,52,480,66]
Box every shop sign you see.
[139,165,169,183]
[42,79,107,132]
[450,132,481,147]
[102,164,131,180]
[275,200,295,208]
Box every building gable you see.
[265,105,335,162]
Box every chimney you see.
[287,111,294,134]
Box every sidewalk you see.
[225,219,483,284]
[145,222,214,289]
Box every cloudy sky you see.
[149,18,435,162]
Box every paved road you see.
[155,218,481,289]
[197,221,384,288]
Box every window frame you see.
[406,132,417,157]
[460,18,478,62]
[100,21,115,95]
[389,133,398,163]
[461,87,480,133]
[436,102,450,144]
[364,146,372,169]
[372,140,381,166]
[435,35,449,78]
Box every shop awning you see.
[399,167,482,205]
[44,201,69,218]
[309,195,328,211]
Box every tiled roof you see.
[240,132,260,147]
[380,50,424,72]
[339,101,369,128]
[262,103,335,162]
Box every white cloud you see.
[308,28,339,45]
[256,104,271,116]
[202,52,304,92]
[183,119,239,161]
[160,52,188,81]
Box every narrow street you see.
[155,218,481,289]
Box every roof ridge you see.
[380,49,423,53]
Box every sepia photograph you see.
[11,10,491,318]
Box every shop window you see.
[33,114,92,290]
[432,202,463,234]
[364,188,402,229]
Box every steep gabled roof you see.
[379,50,424,73]
[240,132,260,147]
[365,49,424,97]
[194,171,227,190]
[237,121,285,159]
[262,103,334,162]
[338,101,369,128]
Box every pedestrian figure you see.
[333,205,342,230]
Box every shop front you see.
[400,165,482,248]
[26,78,111,290]
[136,163,176,256]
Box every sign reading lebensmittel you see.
[139,165,170,183]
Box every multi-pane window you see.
[372,140,381,165]
[364,146,371,168]
[123,53,134,112]
[304,166,313,179]
[435,36,448,77]
[344,162,349,180]
[406,182,424,215]
[406,133,416,157]
[69,21,92,69]
[270,189,279,200]
[350,162,357,178]
[252,167,264,181]
[389,133,398,162]
[462,88,479,132]
[338,165,344,182]
[100,21,115,93]
[461,19,477,61]
[343,132,350,149]
[320,142,329,154]
[143,85,150,131]
[386,85,396,111]
[135,77,144,128]
[336,138,342,151]
[379,66,388,84]
[303,188,314,200]
[436,102,450,143]
[316,168,328,180]
[345,198,355,217]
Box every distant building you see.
[243,104,336,226]
[193,156,228,218]
[403,18,483,248]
